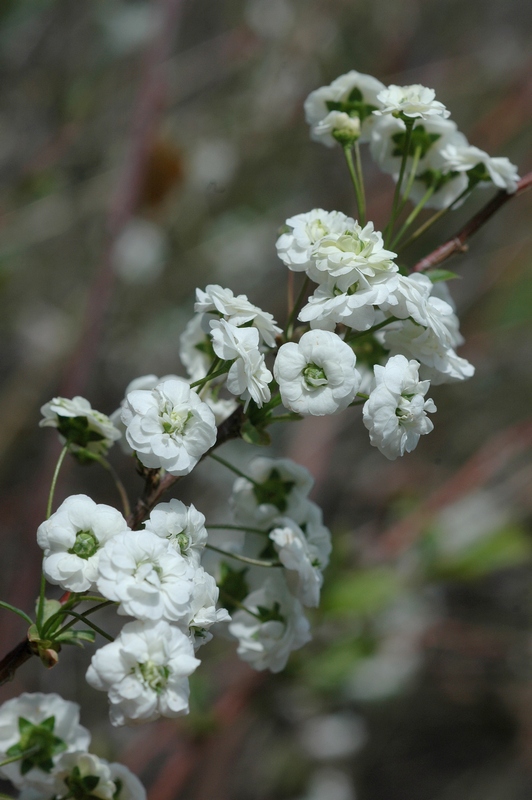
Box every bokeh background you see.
[1,1,532,798]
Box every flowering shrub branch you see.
[0,67,527,800]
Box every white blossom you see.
[363,355,436,460]
[122,378,217,475]
[110,374,179,455]
[274,330,360,416]
[144,499,207,566]
[97,531,195,622]
[86,620,200,726]
[37,495,129,593]
[269,517,329,607]
[202,392,238,426]
[186,567,231,649]
[312,111,361,144]
[304,71,385,146]
[51,753,116,800]
[230,457,315,531]
[439,142,520,193]
[276,209,355,274]
[39,397,120,456]
[179,314,214,382]
[310,221,398,285]
[228,573,311,673]
[374,84,450,121]
[210,319,272,409]
[195,284,281,347]
[107,763,146,800]
[298,274,398,332]
[384,319,475,385]
[0,693,90,789]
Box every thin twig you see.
[412,171,532,273]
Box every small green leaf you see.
[426,269,460,283]
[55,630,96,646]
[240,419,271,447]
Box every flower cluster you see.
[0,693,145,800]
[306,70,519,207]
[25,66,511,743]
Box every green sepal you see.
[425,269,460,283]
[240,419,271,447]
[256,602,284,624]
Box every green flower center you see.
[136,661,171,693]
[303,363,328,389]
[69,530,99,560]
[160,406,192,436]
[175,532,190,553]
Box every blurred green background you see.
[0,1,532,799]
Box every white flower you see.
[144,499,207,565]
[269,517,328,607]
[97,531,195,622]
[363,355,436,460]
[310,221,397,285]
[304,71,386,146]
[374,84,450,121]
[39,397,120,457]
[210,320,272,409]
[384,320,475,385]
[51,753,116,800]
[230,457,314,531]
[37,495,129,593]
[179,314,214,382]
[110,375,179,455]
[86,620,200,726]
[298,273,398,332]
[439,143,520,193]
[312,111,361,144]
[122,378,217,475]
[276,209,355,274]
[107,763,146,800]
[186,567,231,649]
[0,693,90,789]
[195,285,281,347]
[274,330,360,416]
[228,573,311,672]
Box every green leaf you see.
[426,269,460,283]
[55,630,96,646]
[322,567,400,617]
[240,419,271,447]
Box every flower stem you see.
[208,453,261,487]
[207,524,269,535]
[384,119,415,247]
[343,145,365,225]
[37,444,69,633]
[398,185,473,253]
[0,746,40,768]
[396,143,422,217]
[53,610,114,641]
[285,276,310,340]
[190,364,229,390]
[205,543,280,568]
[91,455,131,517]
[218,589,262,621]
[391,185,435,250]
[0,601,33,626]
[354,141,366,227]
[55,601,116,637]
[345,316,398,343]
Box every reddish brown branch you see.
[0,639,33,686]
[412,171,532,273]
